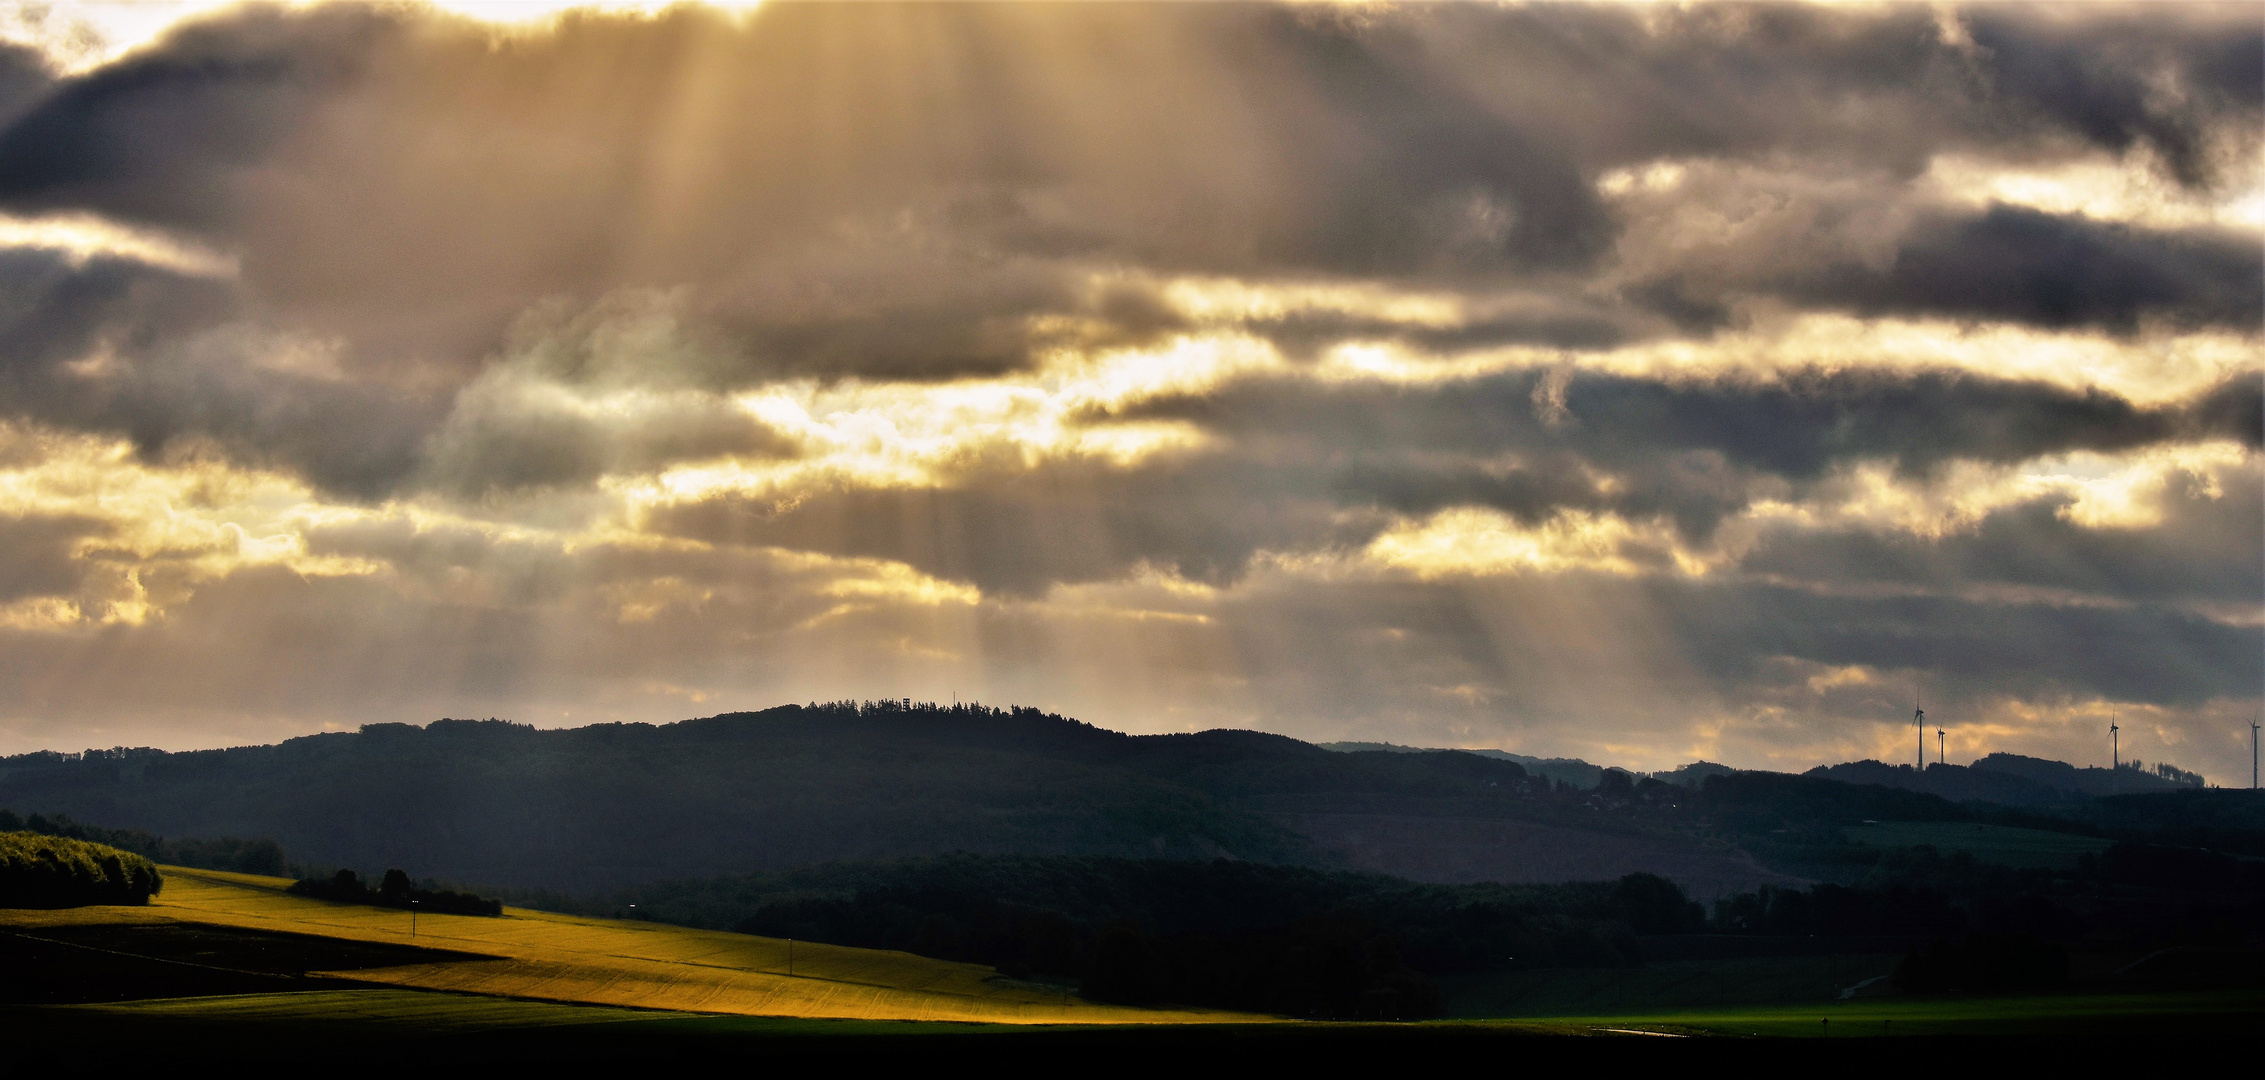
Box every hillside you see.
[8,702,2240,898]
[1806,755,2197,807]
[0,864,1243,1023]
[4,702,1686,891]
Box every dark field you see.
[10,987,2261,1071]
[0,923,493,1003]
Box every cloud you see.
[0,512,106,602]
[0,2,2247,392]
[0,2,2252,780]
[0,41,51,129]
[1127,367,2258,539]
[1966,7,2264,188]
[1734,459,2265,609]
[1792,207,2263,331]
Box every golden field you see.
[0,867,1261,1024]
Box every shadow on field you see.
[0,924,494,1003]
[8,988,2262,1072]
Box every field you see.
[1271,812,1806,898]
[0,866,1253,1024]
[4,862,2256,1060]
[1839,822,2112,869]
[1532,988,2265,1038]
[1440,953,1903,1017]
[14,984,2260,1067]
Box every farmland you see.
[1532,988,2265,1038]
[1,860,2256,1060]
[0,866,1254,1024]
[1839,822,2113,869]
[1439,953,1905,1017]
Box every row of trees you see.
[0,809,285,877]
[536,854,1714,1017]
[0,831,163,907]
[289,868,503,916]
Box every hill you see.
[7,703,2246,899]
[0,864,1242,1023]
[1318,742,1612,788]
[1805,755,2198,806]
[0,702,1783,893]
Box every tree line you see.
[0,809,284,877]
[289,868,503,916]
[527,854,1708,1018]
[0,831,162,907]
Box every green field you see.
[1534,988,2265,1038]
[14,985,2258,1064]
[1441,953,1902,1017]
[5,860,2257,1058]
[1840,822,2112,869]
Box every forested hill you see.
[0,702,1558,890]
[1806,753,2200,806]
[10,703,2237,895]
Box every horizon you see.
[2,699,2227,788]
[0,2,2257,780]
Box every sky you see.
[0,1,2256,779]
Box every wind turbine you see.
[2251,718,2258,791]
[2110,714,2120,787]
[1914,697,1926,771]
[1938,727,1946,767]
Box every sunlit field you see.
[0,866,1257,1024]
[4,864,2258,1062]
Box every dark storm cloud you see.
[1737,475,2265,607]
[1661,576,2263,709]
[1967,6,2265,187]
[0,513,107,602]
[639,368,2258,596]
[0,41,51,129]
[0,5,386,231]
[0,1,2248,400]
[1241,304,1636,359]
[0,249,227,386]
[643,459,1376,597]
[0,1,2245,517]
[1132,366,2257,482]
[0,246,441,498]
[1787,207,2264,331]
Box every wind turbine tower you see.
[2110,714,2120,772]
[1914,699,1926,770]
[2251,718,2258,790]
[1938,727,1946,767]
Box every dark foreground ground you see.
[5,921,2257,1072]
[13,990,2261,1071]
